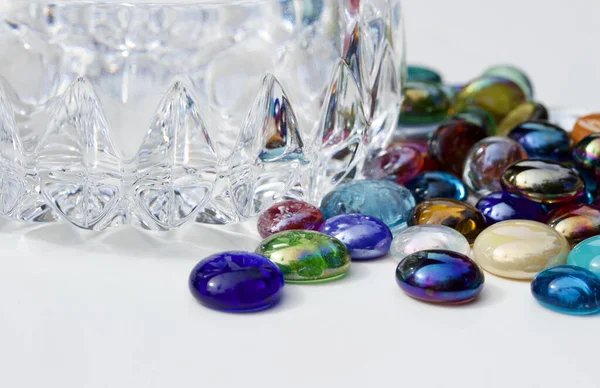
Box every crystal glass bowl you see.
[0,0,405,230]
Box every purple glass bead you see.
[395,250,484,304]
[476,191,546,226]
[507,120,570,161]
[189,251,284,312]
[319,214,392,259]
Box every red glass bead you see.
[257,200,324,238]
[428,120,487,176]
[363,144,424,185]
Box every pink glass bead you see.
[257,200,324,239]
[363,144,424,185]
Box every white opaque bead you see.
[391,225,471,262]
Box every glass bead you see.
[573,133,600,173]
[567,235,600,278]
[462,137,528,197]
[396,250,484,304]
[319,214,392,260]
[501,159,586,204]
[473,220,569,280]
[453,76,527,123]
[407,65,443,83]
[391,225,471,263]
[481,64,534,100]
[407,198,486,243]
[428,120,487,176]
[399,81,451,125]
[476,191,546,226]
[497,102,548,136]
[571,113,600,144]
[320,180,416,232]
[453,105,497,135]
[531,265,600,315]
[405,171,467,203]
[363,144,424,185]
[507,120,570,161]
[257,200,324,238]
[189,251,285,312]
[256,230,350,283]
[389,140,439,171]
[547,203,600,246]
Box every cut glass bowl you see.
[0,0,405,230]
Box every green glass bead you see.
[482,64,534,100]
[399,81,450,125]
[453,105,497,135]
[497,102,549,136]
[407,65,442,83]
[256,230,351,283]
[453,76,527,124]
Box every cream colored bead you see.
[473,220,569,280]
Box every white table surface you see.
[2,1,600,387]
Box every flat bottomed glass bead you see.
[320,180,416,231]
[257,200,324,238]
[482,64,534,100]
[508,121,570,161]
[408,198,486,243]
[407,65,443,83]
[473,220,569,280]
[396,250,484,304]
[573,134,600,173]
[462,137,528,197]
[391,225,471,262]
[256,230,351,283]
[567,236,600,277]
[547,203,600,246]
[476,191,546,226]
[531,265,600,315]
[399,81,450,125]
[497,102,548,136]
[453,76,527,123]
[319,214,392,259]
[428,120,487,175]
[189,252,285,312]
[406,171,467,203]
[501,159,586,204]
[363,144,424,185]
[572,113,600,144]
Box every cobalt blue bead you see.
[531,265,600,315]
[396,250,484,304]
[319,214,392,260]
[507,120,570,161]
[476,191,546,226]
[320,180,416,231]
[189,251,284,312]
[405,171,467,203]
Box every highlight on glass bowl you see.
[0,0,406,230]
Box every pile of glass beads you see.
[188,64,600,315]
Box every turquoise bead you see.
[567,236,600,278]
[407,65,442,83]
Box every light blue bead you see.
[320,180,416,232]
[567,236,600,278]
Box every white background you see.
[1,1,600,388]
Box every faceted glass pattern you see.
[0,0,406,230]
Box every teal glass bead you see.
[531,265,600,315]
[320,180,416,232]
[482,64,534,100]
[399,81,451,125]
[407,65,442,83]
[405,171,467,203]
[567,236,600,278]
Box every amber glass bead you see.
[572,114,600,144]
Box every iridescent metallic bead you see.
[547,203,600,246]
[573,133,600,174]
[399,81,450,125]
[392,225,471,263]
[476,191,546,226]
[508,121,570,161]
[497,102,549,136]
[482,64,534,99]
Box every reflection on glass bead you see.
[508,121,570,161]
[320,180,416,231]
[531,265,600,315]
[408,198,486,243]
[399,81,450,125]
[473,220,569,280]
[406,171,467,203]
[189,251,284,312]
[319,214,392,260]
[428,120,487,176]
[396,250,484,304]
[573,133,600,174]
[390,140,439,172]
[476,191,546,226]
[391,225,471,263]
[501,159,586,204]
[547,203,600,246]
[407,65,442,83]
[572,114,600,144]
[363,144,424,185]
[256,230,350,283]
[257,200,324,238]
[497,102,548,136]
[567,235,600,277]
[482,64,534,99]
[463,137,528,197]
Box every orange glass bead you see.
[572,114,600,144]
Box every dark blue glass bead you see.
[405,171,467,203]
[319,214,392,260]
[476,191,546,226]
[396,250,484,304]
[189,251,284,312]
[507,120,570,161]
[531,265,600,315]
